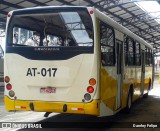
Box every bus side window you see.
[100,21,115,66]
[135,42,141,66]
[124,37,135,66]
[101,47,105,65]
[145,47,150,66]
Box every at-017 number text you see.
[26,68,57,77]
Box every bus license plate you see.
[40,87,56,93]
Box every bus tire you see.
[126,90,132,113]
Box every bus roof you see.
[9,6,87,14]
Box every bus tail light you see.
[84,93,91,101]
[89,78,96,86]
[9,90,15,97]
[5,76,10,83]
[6,83,12,90]
[87,86,94,93]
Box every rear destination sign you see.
[26,68,57,77]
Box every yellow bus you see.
[4,6,153,117]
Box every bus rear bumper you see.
[4,96,100,116]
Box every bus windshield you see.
[8,9,93,47]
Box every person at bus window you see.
[24,32,39,46]
[64,39,69,46]
[57,37,63,46]
[13,32,18,44]
[43,35,50,46]
[43,40,50,46]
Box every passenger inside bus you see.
[13,32,18,44]
[24,32,40,46]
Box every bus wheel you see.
[126,91,132,113]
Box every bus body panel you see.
[5,53,98,102]
[4,96,100,116]
[100,67,117,111]
[96,7,153,116]
[144,66,153,93]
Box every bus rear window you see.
[9,10,93,47]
